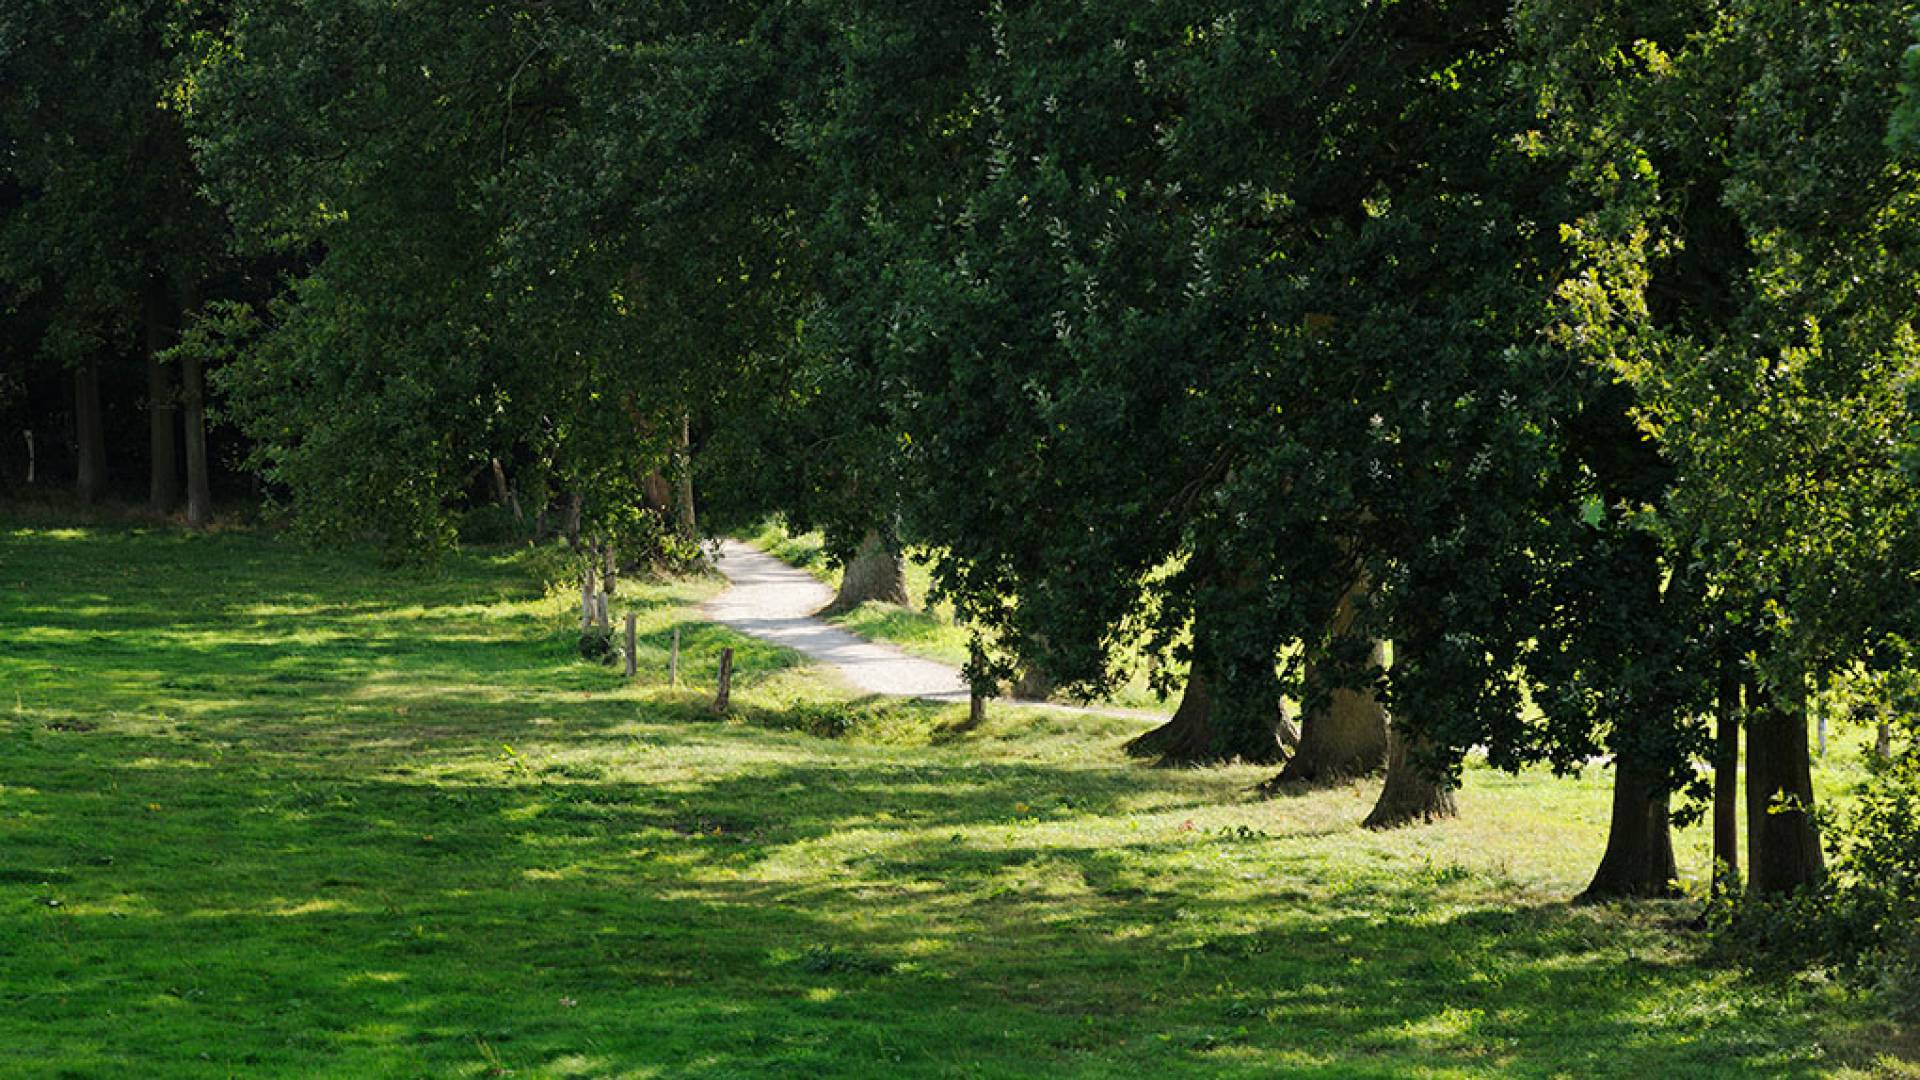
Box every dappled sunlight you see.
[1,527,1905,1077]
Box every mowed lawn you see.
[0,524,1910,1078]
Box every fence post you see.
[713,647,733,712]
[579,570,596,630]
[670,628,681,688]
[624,612,638,677]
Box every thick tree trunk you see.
[145,283,179,513]
[1578,751,1680,901]
[1011,664,1056,701]
[641,470,672,514]
[1277,578,1389,784]
[1277,635,1390,784]
[822,529,911,615]
[1126,634,1285,765]
[1746,684,1824,896]
[1712,661,1741,892]
[1363,723,1457,829]
[73,361,107,504]
[1125,666,1218,762]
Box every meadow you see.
[0,523,1909,1078]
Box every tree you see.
[1530,0,1920,896]
[0,0,228,513]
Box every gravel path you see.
[702,540,971,702]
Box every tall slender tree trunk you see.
[823,529,911,615]
[1746,682,1823,896]
[145,282,179,513]
[1578,749,1680,900]
[1712,659,1741,892]
[1277,580,1388,784]
[1363,714,1457,829]
[178,284,212,527]
[673,412,696,538]
[180,347,212,526]
[73,360,107,504]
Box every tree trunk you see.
[1277,577,1389,784]
[1277,635,1391,784]
[673,412,697,538]
[1712,660,1741,893]
[1746,683,1824,897]
[1578,750,1680,901]
[1363,723,1457,829]
[1126,624,1284,766]
[1275,706,1301,753]
[1124,665,1219,763]
[1011,665,1056,701]
[490,457,521,520]
[73,360,107,504]
[180,343,212,526]
[822,529,911,615]
[145,282,179,513]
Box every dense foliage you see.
[4,0,1918,1001]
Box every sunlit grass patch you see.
[0,522,1907,1077]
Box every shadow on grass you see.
[0,525,1899,1077]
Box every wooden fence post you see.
[669,628,680,688]
[714,647,734,712]
[624,612,638,677]
[595,591,610,631]
[580,570,595,630]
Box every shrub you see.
[1710,738,1920,1017]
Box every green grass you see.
[738,520,1170,710]
[2,522,1913,1077]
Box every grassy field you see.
[2,522,1912,1078]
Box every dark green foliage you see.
[1711,742,1920,1017]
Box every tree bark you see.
[73,360,107,504]
[145,282,178,513]
[673,412,697,538]
[1712,659,1741,892]
[1124,665,1219,762]
[180,343,212,526]
[821,529,911,615]
[1126,623,1285,766]
[1011,665,1056,701]
[1363,723,1457,829]
[1277,579,1389,784]
[1578,750,1680,901]
[1746,683,1824,896]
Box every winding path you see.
[702,540,971,702]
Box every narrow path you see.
[702,539,1163,719]
[702,540,970,702]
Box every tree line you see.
[4,0,1919,937]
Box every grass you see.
[2,521,1913,1077]
[738,520,1170,710]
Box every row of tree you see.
[5,1,1918,909]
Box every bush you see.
[1710,742,1920,1017]
[457,504,531,546]
[577,627,615,663]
